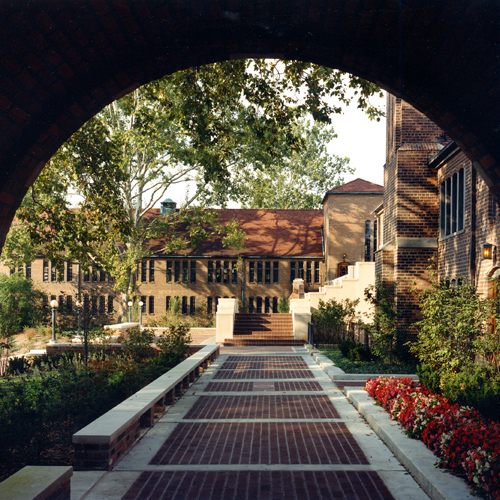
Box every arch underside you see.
[0,0,499,246]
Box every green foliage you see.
[157,324,191,362]
[410,277,498,372]
[320,348,417,375]
[0,273,46,342]
[5,356,30,375]
[364,280,402,363]
[411,277,500,421]
[312,298,360,330]
[119,327,155,363]
[238,299,248,314]
[278,297,290,314]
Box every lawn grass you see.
[320,347,417,374]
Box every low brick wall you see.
[0,466,72,500]
[73,345,219,470]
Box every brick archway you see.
[1,0,499,247]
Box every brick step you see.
[233,332,294,337]
[223,339,305,346]
[233,326,293,331]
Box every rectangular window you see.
[265,261,271,284]
[51,262,57,282]
[215,297,220,313]
[108,273,115,283]
[264,297,270,313]
[108,296,114,314]
[26,264,32,279]
[208,261,213,283]
[190,261,196,283]
[181,261,188,283]
[314,262,320,283]
[141,261,147,282]
[440,168,466,238]
[182,296,188,314]
[298,261,304,280]
[149,261,155,282]
[91,296,98,315]
[66,295,73,312]
[43,260,49,282]
[67,262,73,282]
[248,297,254,313]
[290,262,296,282]
[174,261,181,282]
[58,295,64,310]
[166,261,172,282]
[257,261,263,283]
[273,262,279,283]
[166,296,170,312]
[256,297,263,313]
[207,297,213,314]
[18,265,23,276]
[190,296,195,314]
[99,268,106,282]
[232,261,237,283]
[249,262,255,283]
[149,296,154,314]
[365,221,372,262]
[92,267,98,282]
[306,261,312,283]
[272,297,278,313]
[373,220,378,255]
[9,267,15,275]
[99,296,105,314]
[84,295,90,315]
[223,261,229,283]
[215,261,222,283]
[83,269,90,282]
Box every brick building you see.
[375,94,500,334]
[1,181,382,322]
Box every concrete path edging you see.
[347,389,473,500]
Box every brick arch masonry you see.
[1,0,499,248]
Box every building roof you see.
[147,209,324,258]
[323,178,384,199]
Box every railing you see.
[308,322,369,348]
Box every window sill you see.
[439,228,465,242]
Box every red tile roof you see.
[147,209,324,258]
[326,178,384,194]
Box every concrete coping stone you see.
[347,389,473,500]
[73,345,219,445]
[0,466,72,500]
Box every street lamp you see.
[128,300,133,323]
[49,299,59,344]
[139,301,143,326]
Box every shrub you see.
[278,297,289,313]
[119,327,155,362]
[364,280,404,362]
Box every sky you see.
[327,92,386,188]
[162,91,387,208]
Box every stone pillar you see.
[215,298,239,344]
[290,298,311,341]
[292,278,305,299]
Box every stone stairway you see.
[223,313,304,346]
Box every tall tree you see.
[2,60,382,318]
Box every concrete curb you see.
[346,389,473,500]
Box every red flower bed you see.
[365,376,500,499]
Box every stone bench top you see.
[0,466,72,500]
[73,345,219,445]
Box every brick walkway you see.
[80,346,429,500]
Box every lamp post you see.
[49,299,59,344]
[128,300,133,323]
[139,301,143,326]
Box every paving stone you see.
[225,356,305,362]
[121,470,395,500]
[213,369,315,380]
[183,395,340,419]
[220,361,309,370]
[149,422,368,465]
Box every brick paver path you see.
[90,346,429,500]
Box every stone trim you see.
[396,237,438,249]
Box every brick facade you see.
[1,195,381,322]
[378,94,500,334]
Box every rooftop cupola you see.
[160,198,176,215]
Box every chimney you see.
[160,198,176,215]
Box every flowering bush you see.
[366,376,500,499]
